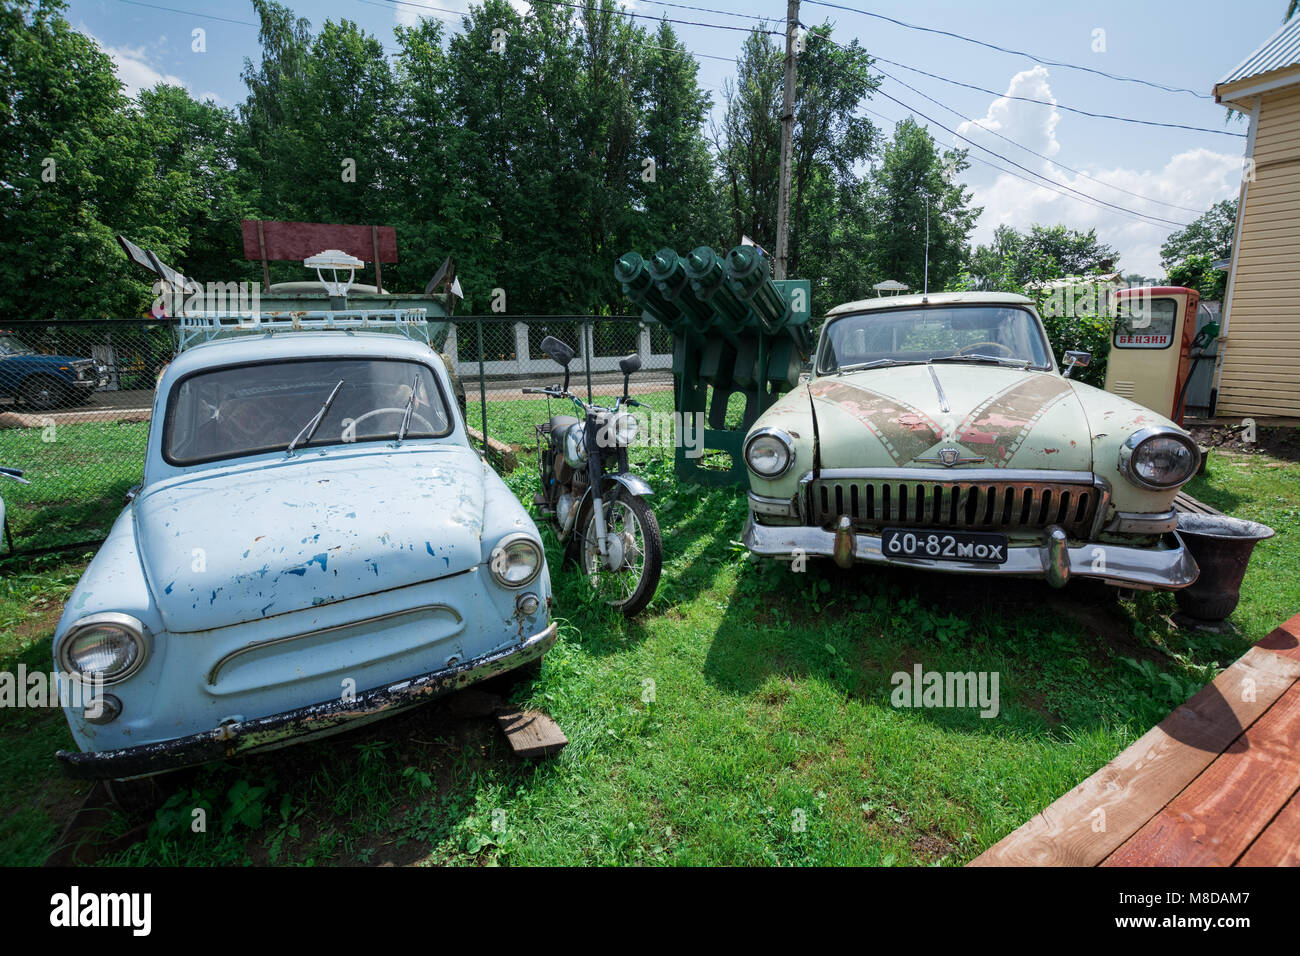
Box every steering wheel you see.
[957,341,1016,358]
[345,407,438,440]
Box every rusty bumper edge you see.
[56,622,559,781]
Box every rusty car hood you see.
[808,364,1093,472]
[134,445,487,634]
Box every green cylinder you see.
[615,251,678,327]
[724,245,789,334]
[647,248,718,332]
[683,246,748,330]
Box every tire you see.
[19,375,66,411]
[575,489,662,617]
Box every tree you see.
[1159,198,1236,300]
[965,223,1118,290]
[0,0,200,319]
[715,22,879,313]
[866,117,979,294]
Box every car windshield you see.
[817,306,1053,373]
[0,335,33,355]
[164,357,452,465]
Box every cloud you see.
[952,67,1242,277]
[95,39,185,97]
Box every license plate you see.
[881,528,1008,564]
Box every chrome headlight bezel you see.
[562,424,588,469]
[1118,427,1200,490]
[489,533,544,589]
[56,612,150,685]
[609,411,639,447]
[744,427,795,479]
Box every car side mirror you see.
[1062,350,1091,378]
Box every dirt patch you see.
[1189,422,1300,462]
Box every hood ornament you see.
[914,446,985,467]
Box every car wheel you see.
[19,375,66,411]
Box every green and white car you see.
[741,291,1200,591]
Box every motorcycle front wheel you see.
[576,489,662,617]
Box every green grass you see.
[0,421,147,550]
[1,431,1297,866]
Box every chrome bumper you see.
[57,622,559,780]
[743,513,1199,591]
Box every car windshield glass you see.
[0,336,32,355]
[164,358,451,465]
[817,306,1053,373]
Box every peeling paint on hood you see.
[134,446,486,633]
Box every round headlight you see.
[489,534,543,588]
[57,613,149,684]
[745,428,795,478]
[562,424,587,469]
[610,412,639,446]
[1119,429,1199,490]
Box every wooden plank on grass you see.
[969,646,1300,867]
[1173,491,1223,516]
[1102,678,1300,866]
[1237,789,1300,866]
[496,709,567,759]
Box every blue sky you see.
[69,0,1285,276]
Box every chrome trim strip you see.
[1105,508,1179,535]
[747,491,798,517]
[742,516,1199,591]
[817,467,1095,483]
[926,364,951,412]
[206,603,464,686]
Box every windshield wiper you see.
[833,359,922,375]
[287,379,344,456]
[929,354,1031,369]
[396,373,420,444]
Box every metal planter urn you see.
[1174,513,1276,620]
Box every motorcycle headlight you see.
[562,424,587,468]
[610,412,639,446]
[745,428,795,478]
[1119,428,1199,490]
[57,613,149,684]
[489,534,543,588]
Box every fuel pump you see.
[1104,286,1200,425]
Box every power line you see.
[862,52,1244,138]
[813,33,1192,228]
[383,0,782,35]
[865,102,1195,230]
[802,0,1214,99]
[865,58,1212,214]
[113,0,258,26]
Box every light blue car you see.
[53,311,555,781]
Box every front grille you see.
[808,470,1102,537]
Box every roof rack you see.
[178,308,431,351]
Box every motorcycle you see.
[525,336,662,617]
[0,467,30,556]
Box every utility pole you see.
[774,0,799,280]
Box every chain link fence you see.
[0,316,674,558]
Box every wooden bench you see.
[970,612,1300,866]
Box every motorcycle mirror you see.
[618,353,639,400]
[540,336,575,368]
